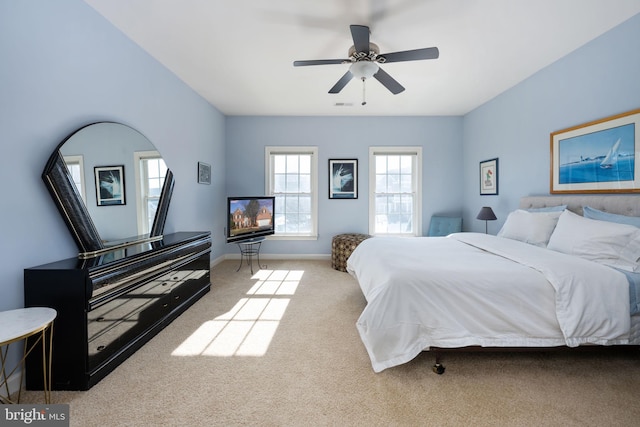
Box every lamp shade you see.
[476,206,497,221]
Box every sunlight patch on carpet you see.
[172,270,302,357]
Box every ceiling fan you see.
[293,25,439,102]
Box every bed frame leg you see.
[432,349,446,374]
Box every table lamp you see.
[476,206,497,234]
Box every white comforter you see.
[347,233,630,373]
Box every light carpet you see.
[17,260,640,426]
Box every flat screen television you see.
[226,196,276,243]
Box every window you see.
[265,147,318,239]
[369,147,422,236]
[134,151,167,235]
[63,155,86,202]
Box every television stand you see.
[236,237,266,274]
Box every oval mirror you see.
[43,122,174,257]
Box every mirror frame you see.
[43,122,174,258]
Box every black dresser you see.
[24,231,211,390]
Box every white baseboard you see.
[210,253,330,268]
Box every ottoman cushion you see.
[331,233,371,272]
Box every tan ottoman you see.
[331,233,371,272]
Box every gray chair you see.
[427,216,462,237]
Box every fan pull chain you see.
[361,77,367,106]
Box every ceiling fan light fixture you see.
[294,25,437,95]
[349,61,379,79]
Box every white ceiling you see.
[83,0,640,116]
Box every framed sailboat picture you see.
[550,108,640,194]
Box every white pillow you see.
[547,209,640,272]
[497,209,562,247]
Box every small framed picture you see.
[329,159,358,199]
[95,165,126,206]
[198,162,211,184]
[479,158,498,195]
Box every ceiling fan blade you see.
[350,25,370,54]
[293,59,349,67]
[373,67,405,94]
[328,71,354,94]
[379,47,439,63]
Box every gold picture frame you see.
[550,108,640,194]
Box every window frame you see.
[63,155,87,202]
[265,146,318,240]
[134,150,166,236]
[368,146,423,237]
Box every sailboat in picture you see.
[600,138,621,169]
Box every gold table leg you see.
[0,321,54,404]
[0,344,13,403]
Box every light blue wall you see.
[463,12,640,233]
[0,0,226,322]
[225,116,463,254]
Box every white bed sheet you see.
[347,233,630,373]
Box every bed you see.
[347,195,640,373]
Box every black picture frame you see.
[329,159,358,199]
[479,158,498,195]
[198,162,211,184]
[94,165,126,206]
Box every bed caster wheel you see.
[432,363,445,375]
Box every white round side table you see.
[0,307,57,404]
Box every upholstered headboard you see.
[519,195,640,217]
